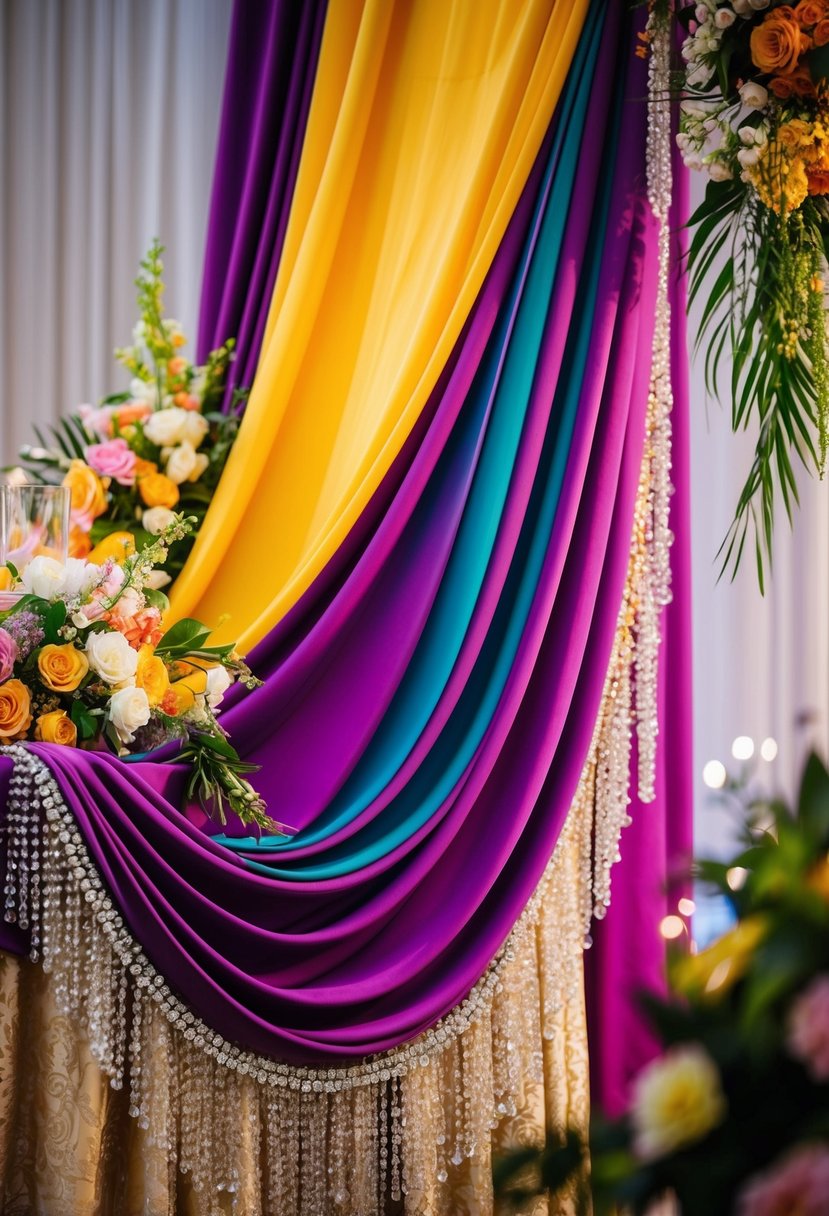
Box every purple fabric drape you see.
[197,0,327,401]
[585,153,694,1116]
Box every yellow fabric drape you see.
[171,0,589,649]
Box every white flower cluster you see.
[677,2,771,184]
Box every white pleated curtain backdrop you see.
[0,0,233,465]
[689,172,829,863]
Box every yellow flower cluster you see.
[750,116,829,213]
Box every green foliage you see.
[688,184,829,591]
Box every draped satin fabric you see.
[196,0,328,403]
[0,0,676,1080]
[172,0,591,647]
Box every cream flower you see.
[631,1045,726,1160]
[85,629,139,685]
[21,555,67,599]
[739,81,769,109]
[206,664,233,709]
[143,406,188,447]
[142,506,177,535]
[166,440,203,485]
[179,410,209,450]
[107,685,151,743]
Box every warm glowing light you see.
[731,735,755,761]
[660,914,685,940]
[760,737,778,762]
[704,960,733,994]
[678,897,696,917]
[726,867,748,891]
[703,760,727,789]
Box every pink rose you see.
[0,628,18,682]
[85,438,136,486]
[787,975,829,1081]
[737,1145,829,1216]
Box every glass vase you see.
[0,484,70,604]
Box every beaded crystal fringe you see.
[0,26,673,1216]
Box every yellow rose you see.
[777,118,814,150]
[139,472,180,510]
[87,531,136,566]
[62,460,108,524]
[751,8,808,76]
[0,567,13,592]
[750,142,810,212]
[0,679,32,739]
[632,1045,726,1161]
[135,645,170,708]
[34,710,77,747]
[37,643,89,693]
[671,915,768,1000]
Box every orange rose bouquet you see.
[673,0,829,586]
[0,516,281,832]
[10,241,245,589]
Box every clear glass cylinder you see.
[0,484,70,573]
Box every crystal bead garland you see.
[634,2,675,805]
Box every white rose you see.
[732,0,751,12]
[737,146,761,168]
[143,407,188,447]
[108,685,151,744]
[179,411,209,450]
[739,81,768,110]
[681,100,708,118]
[748,0,770,9]
[142,506,177,535]
[165,440,199,485]
[683,151,704,170]
[206,665,233,709]
[708,160,733,180]
[714,8,736,27]
[85,629,139,686]
[21,555,66,599]
[145,569,172,591]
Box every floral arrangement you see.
[0,517,277,832]
[671,0,829,587]
[495,751,829,1214]
[12,242,243,587]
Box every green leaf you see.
[155,617,212,655]
[43,599,66,644]
[70,698,99,742]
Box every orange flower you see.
[808,165,829,193]
[160,682,195,717]
[167,356,188,378]
[37,644,89,693]
[139,472,179,510]
[34,710,77,746]
[791,63,818,95]
[816,17,829,43]
[0,679,32,739]
[0,567,14,592]
[173,391,200,411]
[113,402,151,429]
[62,460,108,528]
[751,7,809,76]
[133,457,158,480]
[106,606,164,650]
[795,0,829,26]
[68,524,92,558]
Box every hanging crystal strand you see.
[592,636,634,919]
[635,2,674,803]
